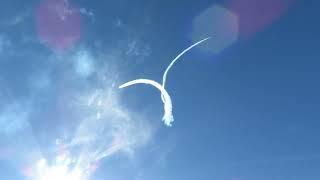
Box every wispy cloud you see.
[8,10,30,26]
[72,48,95,78]
[125,39,151,62]
[80,8,95,22]
[0,34,11,55]
[20,46,155,178]
[0,9,30,27]
[0,101,31,136]
[70,86,153,164]
[0,10,158,177]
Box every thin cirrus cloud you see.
[72,49,96,78]
[0,101,31,136]
[0,42,155,178]
[54,47,154,160]
[0,1,156,177]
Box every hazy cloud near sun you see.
[0,30,156,176]
[0,1,158,176]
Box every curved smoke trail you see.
[119,37,210,126]
[119,79,174,126]
[161,37,211,102]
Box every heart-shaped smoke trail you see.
[119,37,210,126]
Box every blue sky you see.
[0,0,320,179]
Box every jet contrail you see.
[119,37,210,126]
[119,79,173,126]
[161,37,211,102]
[162,37,211,89]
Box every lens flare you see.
[192,5,238,54]
[227,0,294,38]
[35,0,82,51]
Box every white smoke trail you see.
[119,37,210,126]
[161,37,210,102]
[119,79,173,126]
[119,37,211,126]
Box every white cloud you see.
[114,18,123,28]
[126,39,151,57]
[72,49,95,78]
[79,8,95,22]
[70,86,153,165]
[0,9,30,27]
[0,101,31,136]
[0,23,157,178]
[9,11,30,26]
[19,47,156,176]
[123,38,151,64]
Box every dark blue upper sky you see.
[0,0,319,180]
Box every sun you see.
[33,158,85,180]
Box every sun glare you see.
[34,158,85,180]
